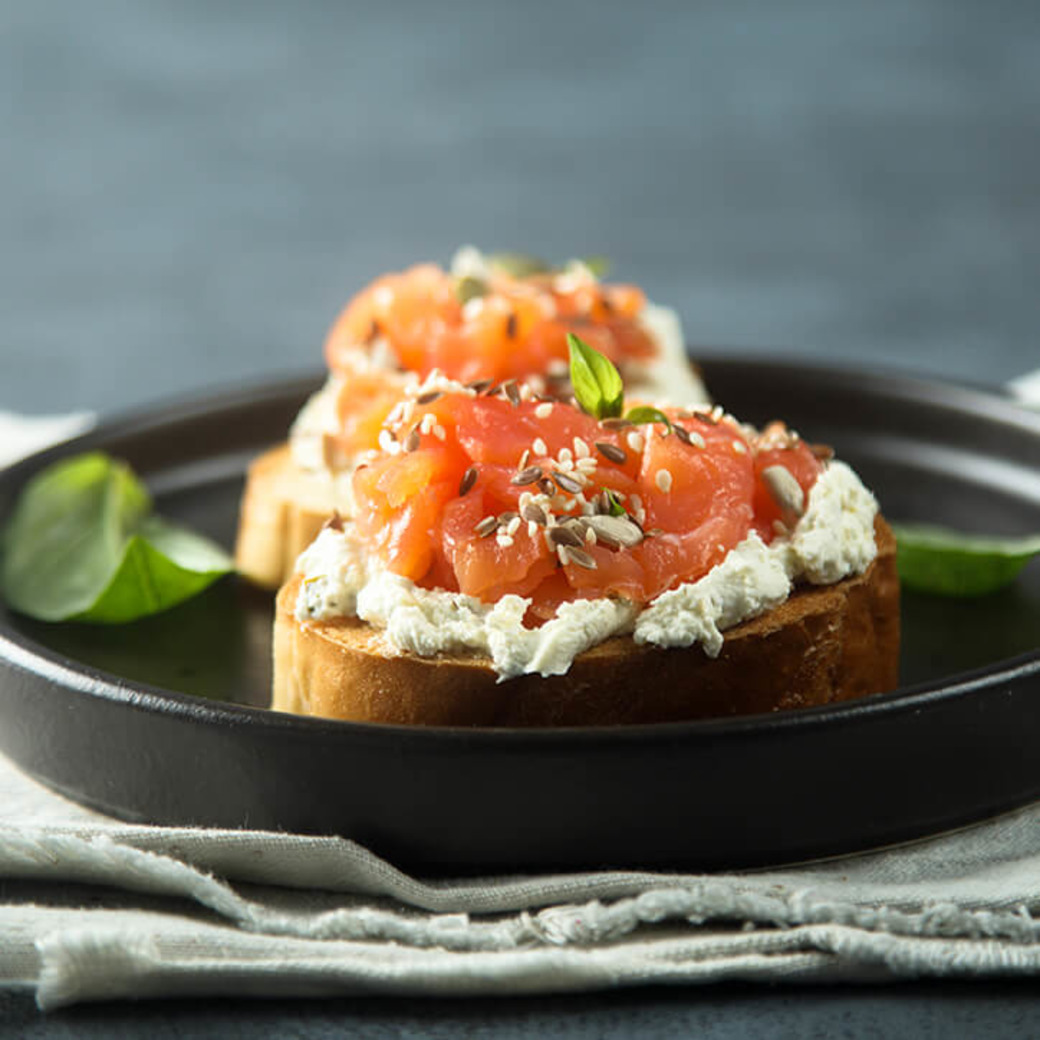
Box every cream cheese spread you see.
[295,460,878,680]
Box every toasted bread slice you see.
[234,444,347,590]
[272,518,899,727]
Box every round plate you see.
[1,356,1038,875]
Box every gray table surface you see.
[2,0,1039,1033]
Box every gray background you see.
[2,0,1038,418]
[2,0,1039,1034]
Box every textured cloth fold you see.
[0,394,1038,1009]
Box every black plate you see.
[1,357,1039,875]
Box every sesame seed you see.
[626,431,645,453]
[527,521,538,538]
[732,440,748,455]
[518,449,530,472]
[532,437,548,456]
[432,424,447,441]
[506,516,522,537]
[420,413,437,435]
[585,527,597,545]
[373,286,393,308]
[573,437,591,459]
[575,457,598,473]
[497,534,515,548]
[378,430,399,454]
[558,447,574,465]
[655,468,673,493]
[688,430,706,448]
[535,402,554,420]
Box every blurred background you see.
[1,0,1038,415]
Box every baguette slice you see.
[272,518,899,727]
[235,444,348,590]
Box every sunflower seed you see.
[497,511,519,525]
[503,380,521,406]
[538,477,557,496]
[417,390,443,405]
[584,514,644,549]
[521,503,548,526]
[560,545,597,570]
[761,464,806,516]
[594,441,627,464]
[465,378,493,394]
[809,442,835,461]
[458,466,478,496]
[474,516,499,538]
[547,525,585,549]
[551,469,583,494]
[505,312,518,340]
[404,427,421,453]
[511,465,544,486]
[600,417,632,430]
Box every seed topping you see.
[551,469,584,494]
[511,465,544,486]
[761,465,805,516]
[521,503,548,526]
[474,516,499,538]
[458,466,478,496]
[546,525,584,549]
[559,545,597,570]
[594,441,627,464]
[655,468,673,493]
[583,513,645,549]
[416,390,443,405]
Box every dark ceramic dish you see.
[0,356,1038,875]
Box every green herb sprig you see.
[566,333,674,434]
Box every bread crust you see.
[272,518,899,727]
[234,443,345,590]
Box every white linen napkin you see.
[1,388,1038,1010]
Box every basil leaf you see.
[2,453,232,623]
[488,252,553,279]
[624,405,673,431]
[578,255,610,278]
[604,490,627,517]
[455,275,489,305]
[567,333,624,419]
[893,522,1040,597]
